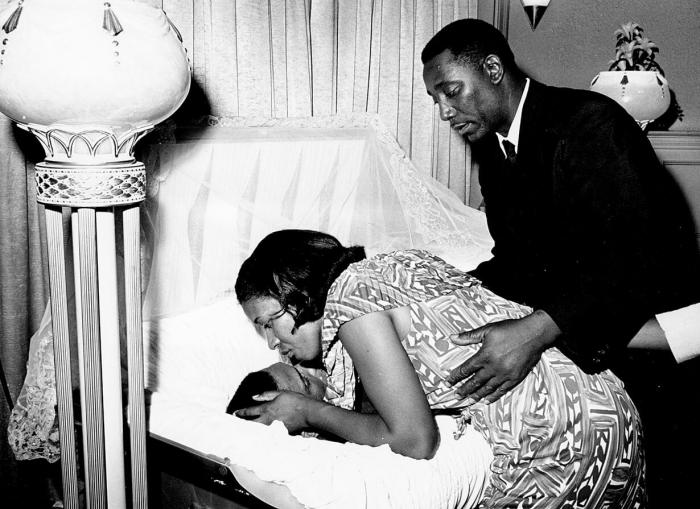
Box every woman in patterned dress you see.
[235,229,646,508]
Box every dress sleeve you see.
[321,263,389,410]
[321,251,483,406]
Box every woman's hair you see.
[421,18,517,72]
[226,370,278,415]
[235,229,365,327]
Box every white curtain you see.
[156,0,483,206]
[0,116,50,504]
[142,115,493,321]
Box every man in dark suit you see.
[421,18,700,505]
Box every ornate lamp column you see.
[0,1,190,508]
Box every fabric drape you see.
[0,116,49,501]
[162,0,481,205]
[9,114,495,465]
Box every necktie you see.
[502,139,517,165]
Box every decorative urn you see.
[590,70,670,129]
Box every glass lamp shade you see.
[0,0,190,135]
[590,70,670,125]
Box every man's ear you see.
[482,55,504,84]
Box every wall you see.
[506,0,700,131]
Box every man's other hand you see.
[447,310,562,404]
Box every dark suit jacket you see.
[470,80,700,372]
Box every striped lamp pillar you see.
[0,1,190,508]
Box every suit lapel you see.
[517,80,546,166]
[517,81,563,179]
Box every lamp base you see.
[636,120,652,132]
[35,161,145,207]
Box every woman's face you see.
[242,296,323,363]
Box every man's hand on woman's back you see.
[447,310,561,404]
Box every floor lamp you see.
[0,1,190,507]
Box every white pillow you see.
[144,295,279,409]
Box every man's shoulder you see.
[527,81,626,130]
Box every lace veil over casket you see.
[8,113,494,462]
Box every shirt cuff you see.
[657,303,700,363]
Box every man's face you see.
[263,362,326,400]
[423,49,506,143]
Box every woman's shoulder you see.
[377,249,478,286]
[331,249,448,288]
[326,251,406,305]
[354,249,459,273]
[328,248,478,305]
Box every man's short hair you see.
[226,370,278,415]
[421,18,516,71]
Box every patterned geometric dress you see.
[321,250,646,509]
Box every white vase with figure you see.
[590,70,670,129]
[591,22,674,130]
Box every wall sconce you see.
[521,0,550,30]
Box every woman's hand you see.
[235,390,314,433]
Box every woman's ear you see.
[482,54,504,84]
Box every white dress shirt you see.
[496,78,529,156]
